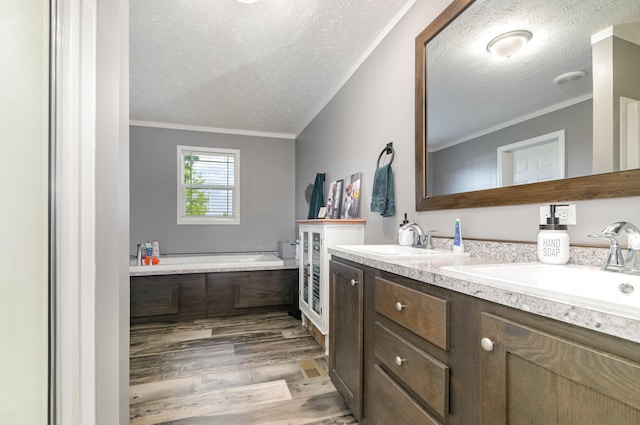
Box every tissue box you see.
[278,241,296,259]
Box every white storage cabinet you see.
[297,220,365,353]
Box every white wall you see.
[0,0,48,423]
[296,0,640,248]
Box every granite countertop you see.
[329,246,640,345]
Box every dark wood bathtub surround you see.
[130,269,299,324]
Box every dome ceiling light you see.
[486,30,533,59]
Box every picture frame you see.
[325,179,343,219]
[341,172,362,219]
[317,206,327,219]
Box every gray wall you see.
[431,100,592,195]
[295,0,640,246]
[130,126,296,254]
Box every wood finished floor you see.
[130,311,358,425]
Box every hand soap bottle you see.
[398,213,413,246]
[537,204,569,264]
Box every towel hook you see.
[377,142,395,168]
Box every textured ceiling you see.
[130,0,413,137]
[427,0,640,150]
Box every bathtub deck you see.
[130,253,297,277]
[130,311,357,425]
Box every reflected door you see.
[621,98,640,170]
[511,143,560,184]
[498,130,565,186]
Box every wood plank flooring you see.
[130,311,358,425]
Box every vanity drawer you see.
[374,321,449,417]
[374,277,449,350]
[370,364,442,425]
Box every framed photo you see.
[317,206,327,219]
[341,172,362,219]
[325,180,343,219]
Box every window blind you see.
[178,146,239,224]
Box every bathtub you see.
[129,253,286,276]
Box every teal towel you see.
[370,164,395,217]
[307,173,326,219]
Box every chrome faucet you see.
[400,223,438,249]
[589,222,640,274]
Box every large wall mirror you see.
[415,0,640,211]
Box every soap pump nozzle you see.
[540,204,567,230]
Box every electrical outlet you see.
[557,204,577,225]
[539,204,577,226]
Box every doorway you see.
[497,130,566,186]
[620,97,640,171]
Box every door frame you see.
[50,0,129,424]
[497,130,565,187]
[620,96,640,171]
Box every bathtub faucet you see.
[589,221,640,274]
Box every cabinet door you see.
[329,259,364,420]
[233,274,296,308]
[480,312,640,425]
[311,231,322,317]
[130,277,179,318]
[300,230,310,309]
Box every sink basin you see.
[334,244,470,259]
[440,263,640,319]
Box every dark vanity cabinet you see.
[367,273,482,425]
[370,277,451,424]
[329,259,365,419]
[329,255,640,424]
[479,309,640,424]
[329,257,480,425]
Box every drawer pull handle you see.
[395,302,406,312]
[481,337,494,352]
[350,279,357,286]
[395,356,406,366]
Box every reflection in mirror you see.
[415,0,640,211]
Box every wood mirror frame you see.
[415,0,640,211]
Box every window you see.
[177,145,240,225]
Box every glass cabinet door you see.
[302,231,309,306]
[311,232,322,315]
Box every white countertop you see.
[329,247,640,344]
[130,257,298,276]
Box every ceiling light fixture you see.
[486,30,533,59]
[553,71,588,85]
[236,0,259,3]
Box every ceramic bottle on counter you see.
[398,213,413,246]
[538,204,569,264]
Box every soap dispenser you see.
[398,213,413,246]
[537,204,570,264]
